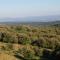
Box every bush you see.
[17,47,40,60]
[17,34,31,45]
[31,37,47,48]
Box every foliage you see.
[0,24,60,60]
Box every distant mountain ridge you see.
[0,15,60,22]
[0,21,60,26]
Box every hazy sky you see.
[0,0,60,18]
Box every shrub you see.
[17,34,31,45]
[17,47,40,60]
[31,37,47,48]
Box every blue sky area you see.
[0,0,60,22]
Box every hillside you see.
[0,23,60,60]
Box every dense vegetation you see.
[0,24,60,60]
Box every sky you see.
[0,0,60,19]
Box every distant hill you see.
[0,21,60,26]
[0,15,60,22]
[0,15,60,25]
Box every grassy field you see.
[0,24,60,60]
